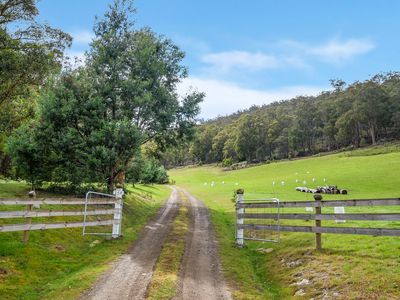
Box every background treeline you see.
[160,74,400,168]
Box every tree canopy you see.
[160,72,400,168]
[0,0,71,175]
[6,0,204,190]
[0,0,72,107]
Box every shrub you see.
[222,157,233,167]
[141,159,169,184]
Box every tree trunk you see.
[107,168,115,193]
[116,171,125,187]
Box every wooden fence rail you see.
[0,198,116,205]
[236,198,400,208]
[0,190,123,243]
[235,191,400,250]
[1,220,117,232]
[238,224,400,237]
[238,213,400,221]
[0,209,116,219]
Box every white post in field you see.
[236,189,245,246]
[112,188,124,238]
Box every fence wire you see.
[242,198,281,243]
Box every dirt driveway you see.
[174,189,231,300]
[80,187,231,300]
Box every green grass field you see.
[0,182,170,300]
[169,145,400,299]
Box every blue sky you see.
[37,0,400,119]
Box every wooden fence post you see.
[236,188,245,246]
[314,194,322,250]
[22,191,35,244]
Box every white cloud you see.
[71,30,94,45]
[196,37,373,76]
[283,38,375,64]
[202,51,279,72]
[178,77,326,120]
[309,39,374,62]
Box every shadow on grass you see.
[132,184,159,192]
[205,205,400,299]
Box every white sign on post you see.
[334,206,346,223]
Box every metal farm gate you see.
[82,189,124,237]
[235,191,281,246]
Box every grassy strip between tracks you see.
[146,191,189,300]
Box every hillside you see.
[169,144,400,299]
[160,74,400,169]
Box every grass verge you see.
[0,183,170,300]
[146,191,189,300]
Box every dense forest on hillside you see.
[159,74,400,167]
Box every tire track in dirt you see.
[80,187,232,300]
[175,189,232,300]
[80,187,181,300]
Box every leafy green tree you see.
[141,158,169,184]
[354,77,390,144]
[223,133,238,161]
[6,121,52,188]
[384,73,400,137]
[333,83,361,147]
[85,0,202,188]
[318,93,340,151]
[7,0,202,191]
[0,0,71,107]
[235,114,260,161]
[157,140,197,168]
[32,70,142,189]
[212,130,229,162]
[192,125,218,163]
[125,156,145,185]
[0,0,71,176]
[87,0,202,147]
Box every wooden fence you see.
[0,190,123,243]
[235,191,400,249]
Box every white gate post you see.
[236,189,245,246]
[112,188,124,238]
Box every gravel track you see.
[80,187,231,300]
[80,187,181,300]
[175,189,232,300]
